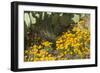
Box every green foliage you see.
[24,11,90,50]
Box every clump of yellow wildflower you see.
[24,40,56,61]
[42,41,53,47]
[56,20,90,59]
